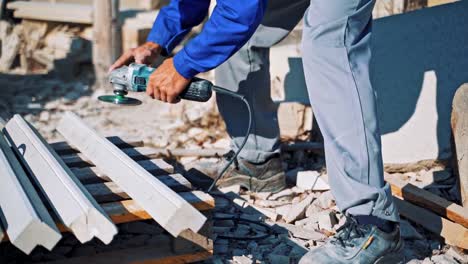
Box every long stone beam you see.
[4,115,117,244]
[57,112,206,237]
[0,131,61,254]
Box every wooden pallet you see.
[0,136,214,264]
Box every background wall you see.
[271,1,468,164]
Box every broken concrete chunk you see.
[318,211,338,231]
[233,255,253,264]
[314,191,335,209]
[252,192,272,200]
[275,204,292,218]
[296,171,330,191]
[305,204,323,217]
[269,189,295,201]
[273,222,327,241]
[255,199,290,208]
[283,195,314,223]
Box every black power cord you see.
[201,86,280,242]
[206,86,253,193]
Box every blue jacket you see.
[147,0,267,79]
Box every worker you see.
[110,0,403,263]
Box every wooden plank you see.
[386,174,468,228]
[101,192,214,225]
[4,115,117,244]
[85,175,192,202]
[428,0,459,7]
[7,1,93,24]
[57,112,207,237]
[394,197,468,249]
[452,84,468,207]
[61,146,161,168]
[71,159,174,184]
[50,136,143,155]
[0,132,61,253]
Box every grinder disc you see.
[98,95,142,106]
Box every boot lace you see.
[331,215,369,248]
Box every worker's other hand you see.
[108,42,161,72]
[147,58,191,104]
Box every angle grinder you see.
[99,63,252,192]
[99,63,217,106]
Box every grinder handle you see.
[179,77,213,102]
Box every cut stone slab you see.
[296,171,330,191]
[57,112,206,237]
[0,132,61,254]
[283,196,313,223]
[5,114,117,244]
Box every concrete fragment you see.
[233,255,253,264]
[254,199,290,208]
[283,196,313,223]
[318,211,338,231]
[253,192,271,200]
[305,204,322,217]
[314,191,335,209]
[272,222,326,241]
[445,247,468,263]
[296,171,330,191]
[275,204,292,218]
[268,189,294,200]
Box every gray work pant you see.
[215,0,399,222]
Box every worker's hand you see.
[147,58,191,104]
[108,42,162,72]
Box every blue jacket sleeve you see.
[173,0,267,78]
[147,0,210,56]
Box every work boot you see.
[299,215,404,264]
[186,151,286,193]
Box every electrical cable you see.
[207,86,253,193]
[202,86,280,241]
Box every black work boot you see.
[186,151,286,193]
[299,215,404,264]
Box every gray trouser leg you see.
[215,0,309,163]
[302,0,399,221]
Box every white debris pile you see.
[204,165,465,264]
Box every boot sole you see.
[216,172,286,193]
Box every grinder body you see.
[107,63,213,103]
